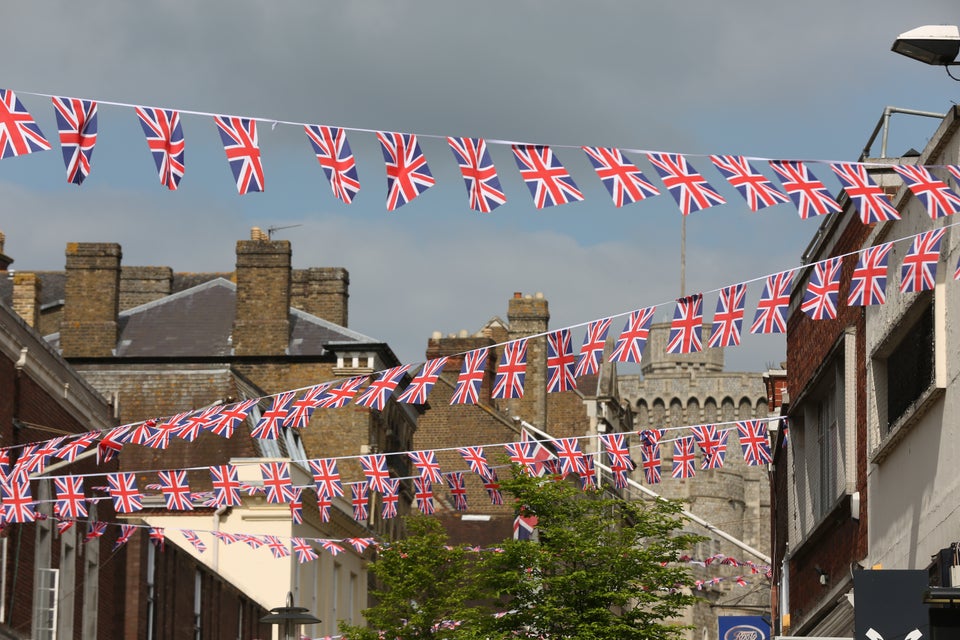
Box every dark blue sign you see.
[717,616,770,640]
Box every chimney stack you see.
[291,267,350,327]
[232,228,291,356]
[506,292,550,428]
[61,242,122,357]
[12,272,41,329]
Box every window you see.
[884,303,934,431]
[816,383,839,520]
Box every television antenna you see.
[267,224,303,239]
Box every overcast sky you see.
[0,1,957,372]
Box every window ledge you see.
[871,383,944,465]
[792,493,851,558]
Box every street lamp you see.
[260,591,321,640]
[892,25,960,73]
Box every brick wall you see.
[11,272,40,328]
[120,266,172,310]
[292,267,349,327]
[61,242,121,357]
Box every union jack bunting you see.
[238,534,263,549]
[54,475,87,520]
[445,472,468,511]
[848,243,892,306]
[504,438,554,476]
[265,536,291,559]
[579,455,598,489]
[260,461,297,504]
[351,483,370,521]
[546,329,577,393]
[107,472,142,514]
[251,392,295,440]
[145,412,190,449]
[289,488,303,524]
[304,125,360,204]
[158,469,194,511]
[317,376,367,408]
[409,449,444,484]
[514,514,538,541]
[492,340,528,399]
[672,436,697,479]
[610,306,656,363]
[581,146,659,207]
[599,432,635,471]
[114,524,138,550]
[709,155,789,211]
[97,425,129,464]
[690,424,729,470]
[448,136,506,212]
[512,144,583,208]
[347,537,374,554]
[56,520,75,535]
[552,438,587,476]
[640,428,665,448]
[708,284,747,348]
[86,521,108,542]
[214,116,264,194]
[320,540,345,556]
[768,160,842,219]
[667,294,704,354]
[135,107,184,190]
[414,477,435,514]
[640,443,662,484]
[736,420,773,465]
[892,164,960,219]
[127,419,156,446]
[359,454,391,493]
[355,365,412,410]
[377,131,435,210]
[381,478,400,519]
[317,494,332,522]
[802,257,843,320]
[0,448,8,476]
[396,357,449,404]
[284,383,331,429]
[483,470,504,505]
[750,271,794,335]
[209,464,242,507]
[207,399,257,438]
[948,165,960,186]
[177,406,221,442]
[451,348,489,405]
[308,458,344,498]
[901,228,946,293]
[292,537,319,564]
[0,89,50,159]
[52,96,97,185]
[575,318,612,377]
[181,530,207,554]
[831,162,900,224]
[647,152,725,215]
[457,446,492,479]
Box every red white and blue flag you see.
[289,488,303,524]
[52,97,97,185]
[575,318,612,377]
[158,469,194,511]
[114,524,138,550]
[209,464,242,507]
[181,530,207,554]
[546,329,577,393]
[292,538,319,564]
[901,228,946,293]
[672,436,697,479]
[251,392,295,440]
[409,449,444,484]
[610,307,655,364]
[54,475,87,520]
[97,425,129,464]
[86,522,108,542]
[351,483,370,521]
[207,398,257,438]
[751,271,794,335]
[504,438,554,476]
[552,438,587,475]
[308,458,344,498]
[414,477,435,514]
[304,125,360,204]
[457,446,492,479]
[737,420,773,465]
[176,407,220,442]
[599,432,635,471]
[0,89,50,159]
[492,340,528,400]
[831,162,900,224]
[708,284,747,348]
[667,294,704,354]
[892,164,960,219]
[355,365,412,410]
[640,439,663,484]
[848,243,892,306]
[582,146,659,207]
[284,383,331,429]
[512,144,583,208]
[514,513,538,541]
[381,478,400,519]
[768,160,841,219]
[482,470,504,505]
[445,472,469,511]
[450,348,489,405]
[448,136,506,212]
[397,357,449,405]
[136,107,185,190]
[691,424,729,469]
[260,461,297,504]
[710,155,789,211]
[647,152,725,215]
[55,432,97,462]
[377,131,435,210]
[214,115,263,194]
[802,257,843,320]
[359,454,391,493]
[317,376,367,409]
[107,472,142,514]
[265,536,290,559]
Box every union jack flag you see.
[414,477,435,514]
[512,144,583,208]
[802,257,843,320]
[892,164,960,219]
[214,115,264,194]
[136,107,184,190]
[355,365,411,410]
[492,340,528,399]
[709,155,789,211]
[359,454,391,493]
[640,443,662,484]
[107,472,142,514]
[52,96,97,184]
[381,478,400,519]
[848,243,892,306]
[181,530,207,554]
[505,435,554,476]
[147,412,191,449]
[831,162,900,224]
[158,469,194,511]
[289,488,304,524]
[690,425,729,470]
[409,449,444,484]
[265,536,291,559]
[114,524,138,550]
[207,399,257,438]
[901,228,946,293]
[445,472,468,511]
[948,165,960,186]
[751,271,794,335]
[546,329,577,393]
[377,131,435,210]
[599,432,635,471]
[54,475,87,520]
[610,306,656,364]
[97,425,129,464]
[0,448,8,476]
[308,458,344,498]
[647,152,725,215]
[317,494,332,522]
[575,318,612,377]
[347,537,375,554]
[304,125,360,204]
[56,432,97,462]
[483,470,504,505]
[708,284,746,348]
[396,357,448,404]
[86,521,108,542]
[582,146,659,207]
[667,294,703,354]
[768,160,841,219]
[320,539,345,556]
[672,436,697,479]
[0,89,50,159]
[457,446,492,479]
[209,464,242,507]
[284,383,331,429]
[552,438,587,476]
[514,514,538,541]
[351,483,369,521]
[210,531,237,545]
[737,420,773,465]
[450,348,489,405]
[176,406,220,442]
[238,534,263,549]
[448,136,506,212]
[292,537,319,564]
[317,376,367,408]
[250,392,295,440]
[260,461,297,504]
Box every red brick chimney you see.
[232,228,291,356]
[61,242,122,357]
